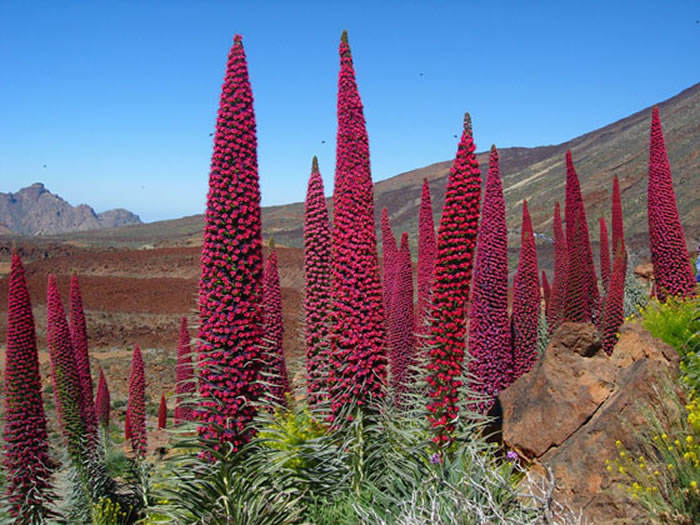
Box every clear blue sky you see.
[1,1,698,222]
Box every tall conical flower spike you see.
[599,217,611,292]
[175,317,195,424]
[601,249,626,355]
[647,106,695,300]
[95,368,111,430]
[611,175,627,277]
[3,253,53,520]
[425,113,481,446]
[127,345,146,457]
[303,156,332,407]
[198,34,264,449]
[547,203,568,331]
[417,178,437,332]
[381,207,398,317]
[158,394,167,430]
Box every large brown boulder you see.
[500,321,680,523]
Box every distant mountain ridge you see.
[0,183,141,235]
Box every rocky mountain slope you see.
[0,183,141,235]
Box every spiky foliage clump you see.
[175,317,195,424]
[541,270,551,313]
[647,106,696,301]
[158,395,167,430]
[95,368,111,430]
[127,345,147,457]
[388,233,416,406]
[600,217,611,292]
[469,145,512,407]
[564,151,600,320]
[536,312,550,357]
[417,178,437,332]
[624,268,648,318]
[511,200,541,381]
[425,113,482,445]
[262,243,290,404]
[381,207,398,317]
[303,156,332,407]
[611,175,627,275]
[198,34,264,449]
[600,250,626,355]
[547,202,568,332]
[3,253,55,521]
[329,31,387,416]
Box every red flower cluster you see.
[599,217,611,292]
[425,113,481,445]
[381,207,398,317]
[328,31,387,416]
[95,368,110,429]
[647,107,695,300]
[417,178,437,332]
[3,253,52,518]
[127,345,147,457]
[564,207,593,323]
[198,34,264,449]
[611,175,627,277]
[158,394,167,430]
[511,200,541,381]
[564,151,599,321]
[263,245,290,404]
[303,157,332,407]
[601,250,626,354]
[69,274,98,445]
[389,233,415,406]
[547,203,568,331]
[468,146,512,406]
[47,274,87,460]
[175,317,195,424]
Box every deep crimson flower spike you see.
[564,151,600,320]
[601,249,626,354]
[262,242,290,405]
[611,175,627,277]
[158,394,167,430]
[3,253,53,518]
[547,203,568,331]
[541,271,551,313]
[468,145,512,409]
[303,156,332,407]
[511,200,541,381]
[564,207,592,323]
[95,368,110,429]
[124,410,132,441]
[127,345,147,457]
[647,106,695,300]
[425,113,481,445]
[47,274,88,461]
[381,207,398,318]
[389,232,415,406]
[599,217,611,293]
[417,178,437,333]
[69,273,98,445]
[198,34,265,449]
[175,317,195,424]
[328,31,387,417]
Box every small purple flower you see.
[430,453,441,464]
[507,450,518,462]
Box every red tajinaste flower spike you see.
[647,106,696,300]
[599,217,611,292]
[303,156,332,407]
[541,270,551,313]
[47,274,88,461]
[127,345,146,457]
[600,249,626,355]
[95,368,110,429]
[175,317,195,424]
[611,175,627,277]
[124,409,132,441]
[547,203,568,331]
[417,178,437,332]
[158,394,167,430]
[511,200,541,381]
[3,253,53,519]
[564,151,600,320]
[425,113,481,445]
[69,273,98,445]
[468,145,512,408]
[329,31,387,417]
[564,207,592,323]
[263,242,290,405]
[198,34,264,449]
[389,232,415,406]
[381,207,398,317]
